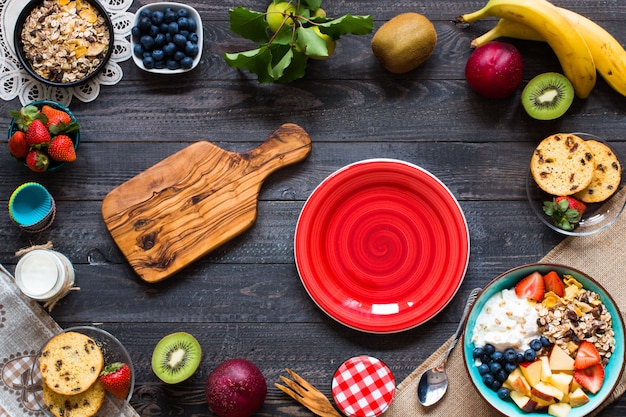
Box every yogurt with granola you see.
[472,288,541,351]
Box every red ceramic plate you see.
[295,159,470,333]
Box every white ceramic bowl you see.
[526,133,626,236]
[463,264,625,417]
[131,2,203,74]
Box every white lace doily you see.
[0,0,134,105]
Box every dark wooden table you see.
[2,1,625,415]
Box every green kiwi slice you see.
[151,332,202,384]
[521,72,574,120]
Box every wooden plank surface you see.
[1,1,626,415]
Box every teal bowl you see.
[8,100,80,172]
[463,263,625,416]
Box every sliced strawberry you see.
[515,271,545,302]
[543,270,565,297]
[574,341,602,370]
[574,363,604,394]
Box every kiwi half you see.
[151,332,202,384]
[521,72,574,120]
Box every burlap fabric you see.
[386,188,626,417]
[0,265,140,416]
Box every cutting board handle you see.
[246,123,312,177]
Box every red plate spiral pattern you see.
[294,159,470,333]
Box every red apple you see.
[465,41,524,99]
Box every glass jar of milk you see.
[14,249,75,302]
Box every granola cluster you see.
[20,0,110,84]
[535,276,616,366]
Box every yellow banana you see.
[472,8,626,98]
[459,0,596,98]
[470,19,543,48]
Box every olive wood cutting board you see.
[101,123,312,283]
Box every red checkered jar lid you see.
[331,355,396,417]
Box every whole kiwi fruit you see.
[151,332,202,384]
[371,13,437,74]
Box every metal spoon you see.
[417,287,482,406]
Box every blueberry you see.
[179,30,190,39]
[154,33,166,48]
[131,26,142,39]
[164,10,177,23]
[495,369,509,382]
[185,41,199,57]
[480,354,490,364]
[530,338,543,351]
[139,9,152,18]
[478,363,490,375]
[482,373,494,387]
[154,59,166,69]
[140,35,155,51]
[173,33,187,47]
[177,16,189,30]
[142,56,155,69]
[151,10,164,25]
[523,349,536,362]
[159,22,169,33]
[149,25,160,37]
[540,336,552,347]
[491,351,504,364]
[151,49,165,61]
[515,352,525,363]
[490,379,502,391]
[187,18,197,32]
[143,51,152,58]
[188,32,199,43]
[181,56,194,69]
[166,59,180,70]
[163,42,177,56]
[168,21,179,34]
[177,8,189,18]
[497,387,511,400]
[504,362,517,373]
[503,348,517,363]
[133,43,144,57]
[489,362,502,374]
[138,16,152,31]
[484,344,495,355]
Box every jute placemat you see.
[386,187,626,417]
[0,264,140,416]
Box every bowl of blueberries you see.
[131,2,202,73]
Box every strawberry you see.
[25,119,51,148]
[40,104,79,134]
[48,135,76,162]
[573,363,604,394]
[514,271,545,302]
[25,149,49,172]
[99,362,131,400]
[9,104,43,131]
[543,196,587,231]
[8,130,29,158]
[542,270,565,297]
[574,341,602,370]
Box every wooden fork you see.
[275,368,343,417]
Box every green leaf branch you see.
[224,1,373,82]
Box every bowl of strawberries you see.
[8,100,79,173]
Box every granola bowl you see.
[13,0,114,87]
[462,263,625,417]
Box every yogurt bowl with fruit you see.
[463,264,624,417]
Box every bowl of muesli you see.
[462,263,624,417]
[13,0,114,87]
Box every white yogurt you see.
[14,249,75,302]
[472,289,541,351]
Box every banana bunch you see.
[458,0,626,99]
